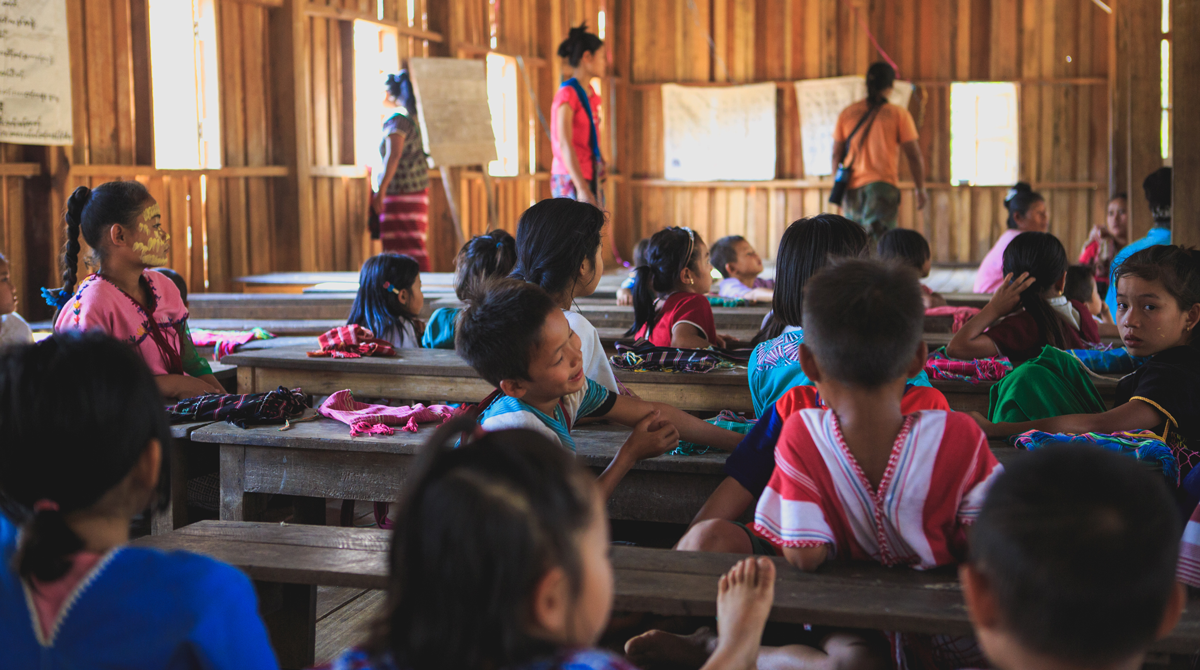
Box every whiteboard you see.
[661,82,777,182]
[0,0,72,145]
[794,76,913,177]
[408,57,498,167]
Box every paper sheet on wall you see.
[0,0,72,145]
[661,82,777,182]
[408,57,497,167]
[794,76,913,177]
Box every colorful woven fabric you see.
[1068,347,1151,374]
[923,350,1012,383]
[1011,429,1178,484]
[673,410,756,456]
[307,325,395,359]
[925,305,981,333]
[166,386,309,428]
[705,295,750,308]
[318,389,455,437]
[190,327,274,360]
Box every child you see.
[974,245,1200,505]
[877,227,947,308]
[631,260,1001,670]
[318,418,775,670]
[423,229,516,349]
[348,253,424,349]
[749,214,932,418]
[709,235,774,303]
[1065,263,1118,337]
[0,252,32,347]
[962,446,1184,670]
[947,231,1100,364]
[1079,193,1128,297]
[615,237,650,306]
[628,227,728,349]
[512,198,619,393]
[49,182,223,400]
[0,332,278,668]
[457,279,743,499]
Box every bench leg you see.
[152,436,190,534]
[220,445,267,522]
[255,581,316,670]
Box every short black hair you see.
[969,446,1180,665]
[1144,167,1172,225]
[709,235,746,278]
[876,228,931,273]
[1064,264,1096,305]
[802,258,924,387]
[456,278,557,387]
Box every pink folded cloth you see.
[925,305,981,333]
[318,389,455,436]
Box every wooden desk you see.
[153,420,217,534]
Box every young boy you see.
[709,236,774,303]
[0,253,32,348]
[963,445,1185,670]
[628,260,1000,670]
[457,278,743,500]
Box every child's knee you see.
[676,519,753,554]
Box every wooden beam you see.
[302,4,443,42]
[268,0,314,272]
[67,165,290,178]
[628,179,1104,190]
[309,165,368,178]
[1110,0,1128,213]
[1126,0,1164,241]
[454,43,546,66]
[224,0,284,6]
[1174,0,1200,247]
[0,163,43,177]
[625,77,1108,90]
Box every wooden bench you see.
[134,520,1200,669]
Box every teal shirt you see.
[421,307,460,349]
[1105,226,1171,317]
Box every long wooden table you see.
[134,521,1200,669]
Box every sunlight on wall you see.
[354,21,401,187]
[950,83,1018,186]
[149,0,221,169]
[488,53,520,177]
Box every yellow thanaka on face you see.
[132,203,170,266]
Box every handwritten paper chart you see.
[661,82,777,182]
[0,0,71,145]
[794,76,912,177]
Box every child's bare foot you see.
[624,626,717,670]
[703,557,776,670]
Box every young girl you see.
[877,227,947,308]
[0,332,277,668]
[1080,193,1128,296]
[628,226,726,349]
[975,245,1200,504]
[974,183,1049,293]
[348,253,424,349]
[49,182,222,400]
[317,417,775,670]
[512,198,619,393]
[947,232,1100,364]
[0,252,32,347]
[422,229,517,349]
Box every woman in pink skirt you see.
[372,71,431,271]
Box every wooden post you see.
[1126,0,1164,241]
[269,0,315,271]
[439,165,467,247]
[1109,0,1129,224]
[1174,0,1200,247]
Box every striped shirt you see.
[478,378,616,451]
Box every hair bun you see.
[1005,182,1032,206]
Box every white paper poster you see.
[408,57,497,167]
[0,0,72,146]
[794,76,913,177]
[661,82,777,182]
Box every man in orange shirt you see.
[832,62,927,241]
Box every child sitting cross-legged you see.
[962,445,1185,670]
[629,259,1002,670]
[709,235,774,303]
[457,278,743,499]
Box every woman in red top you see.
[626,227,724,349]
[551,24,606,206]
[1079,193,1128,296]
[947,232,1100,365]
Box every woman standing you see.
[373,71,431,271]
[551,24,605,206]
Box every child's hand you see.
[967,411,1002,437]
[616,287,633,306]
[988,272,1036,315]
[711,333,729,348]
[622,410,679,461]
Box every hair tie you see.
[383,281,401,296]
[33,499,59,513]
[496,242,504,249]
[40,286,70,309]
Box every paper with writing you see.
[0,0,72,146]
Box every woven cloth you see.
[923,350,1012,384]
[1011,429,1178,485]
[307,325,395,359]
[190,327,274,361]
[167,386,310,428]
[1068,347,1151,374]
[673,410,756,456]
[609,339,752,374]
[318,389,455,437]
[705,295,750,308]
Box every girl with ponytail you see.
[48,182,222,400]
[0,332,277,668]
[973,182,1049,292]
[421,229,517,349]
[948,231,1100,364]
[627,226,728,349]
[551,23,606,205]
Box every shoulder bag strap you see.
[562,77,602,194]
[839,104,882,169]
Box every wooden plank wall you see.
[615,0,1113,265]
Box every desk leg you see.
[220,445,249,521]
[255,581,316,670]
[152,436,190,534]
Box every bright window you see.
[950,83,1019,186]
[487,53,520,177]
[1161,0,1171,160]
[353,21,401,183]
[148,0,221,169]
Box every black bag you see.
[828,105,881,206]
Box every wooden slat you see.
[67,165,290,177]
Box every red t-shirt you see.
[985,298,1101,364]
[550,83,602,180]
[636,292,717,347]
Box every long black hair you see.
[866,62,896,108]
[455,229,517,302]
[348,253,422,343]
[386,70,417,117]
[511,198,605,303]
[557,23,603,68]
[1002,231,1072,349]
[0,332,171,583]
[626,226,704,338]
[756,214,870,342]
[367,416,596,670]
[1004,182,1045,230]
[1115,245,1200,349]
